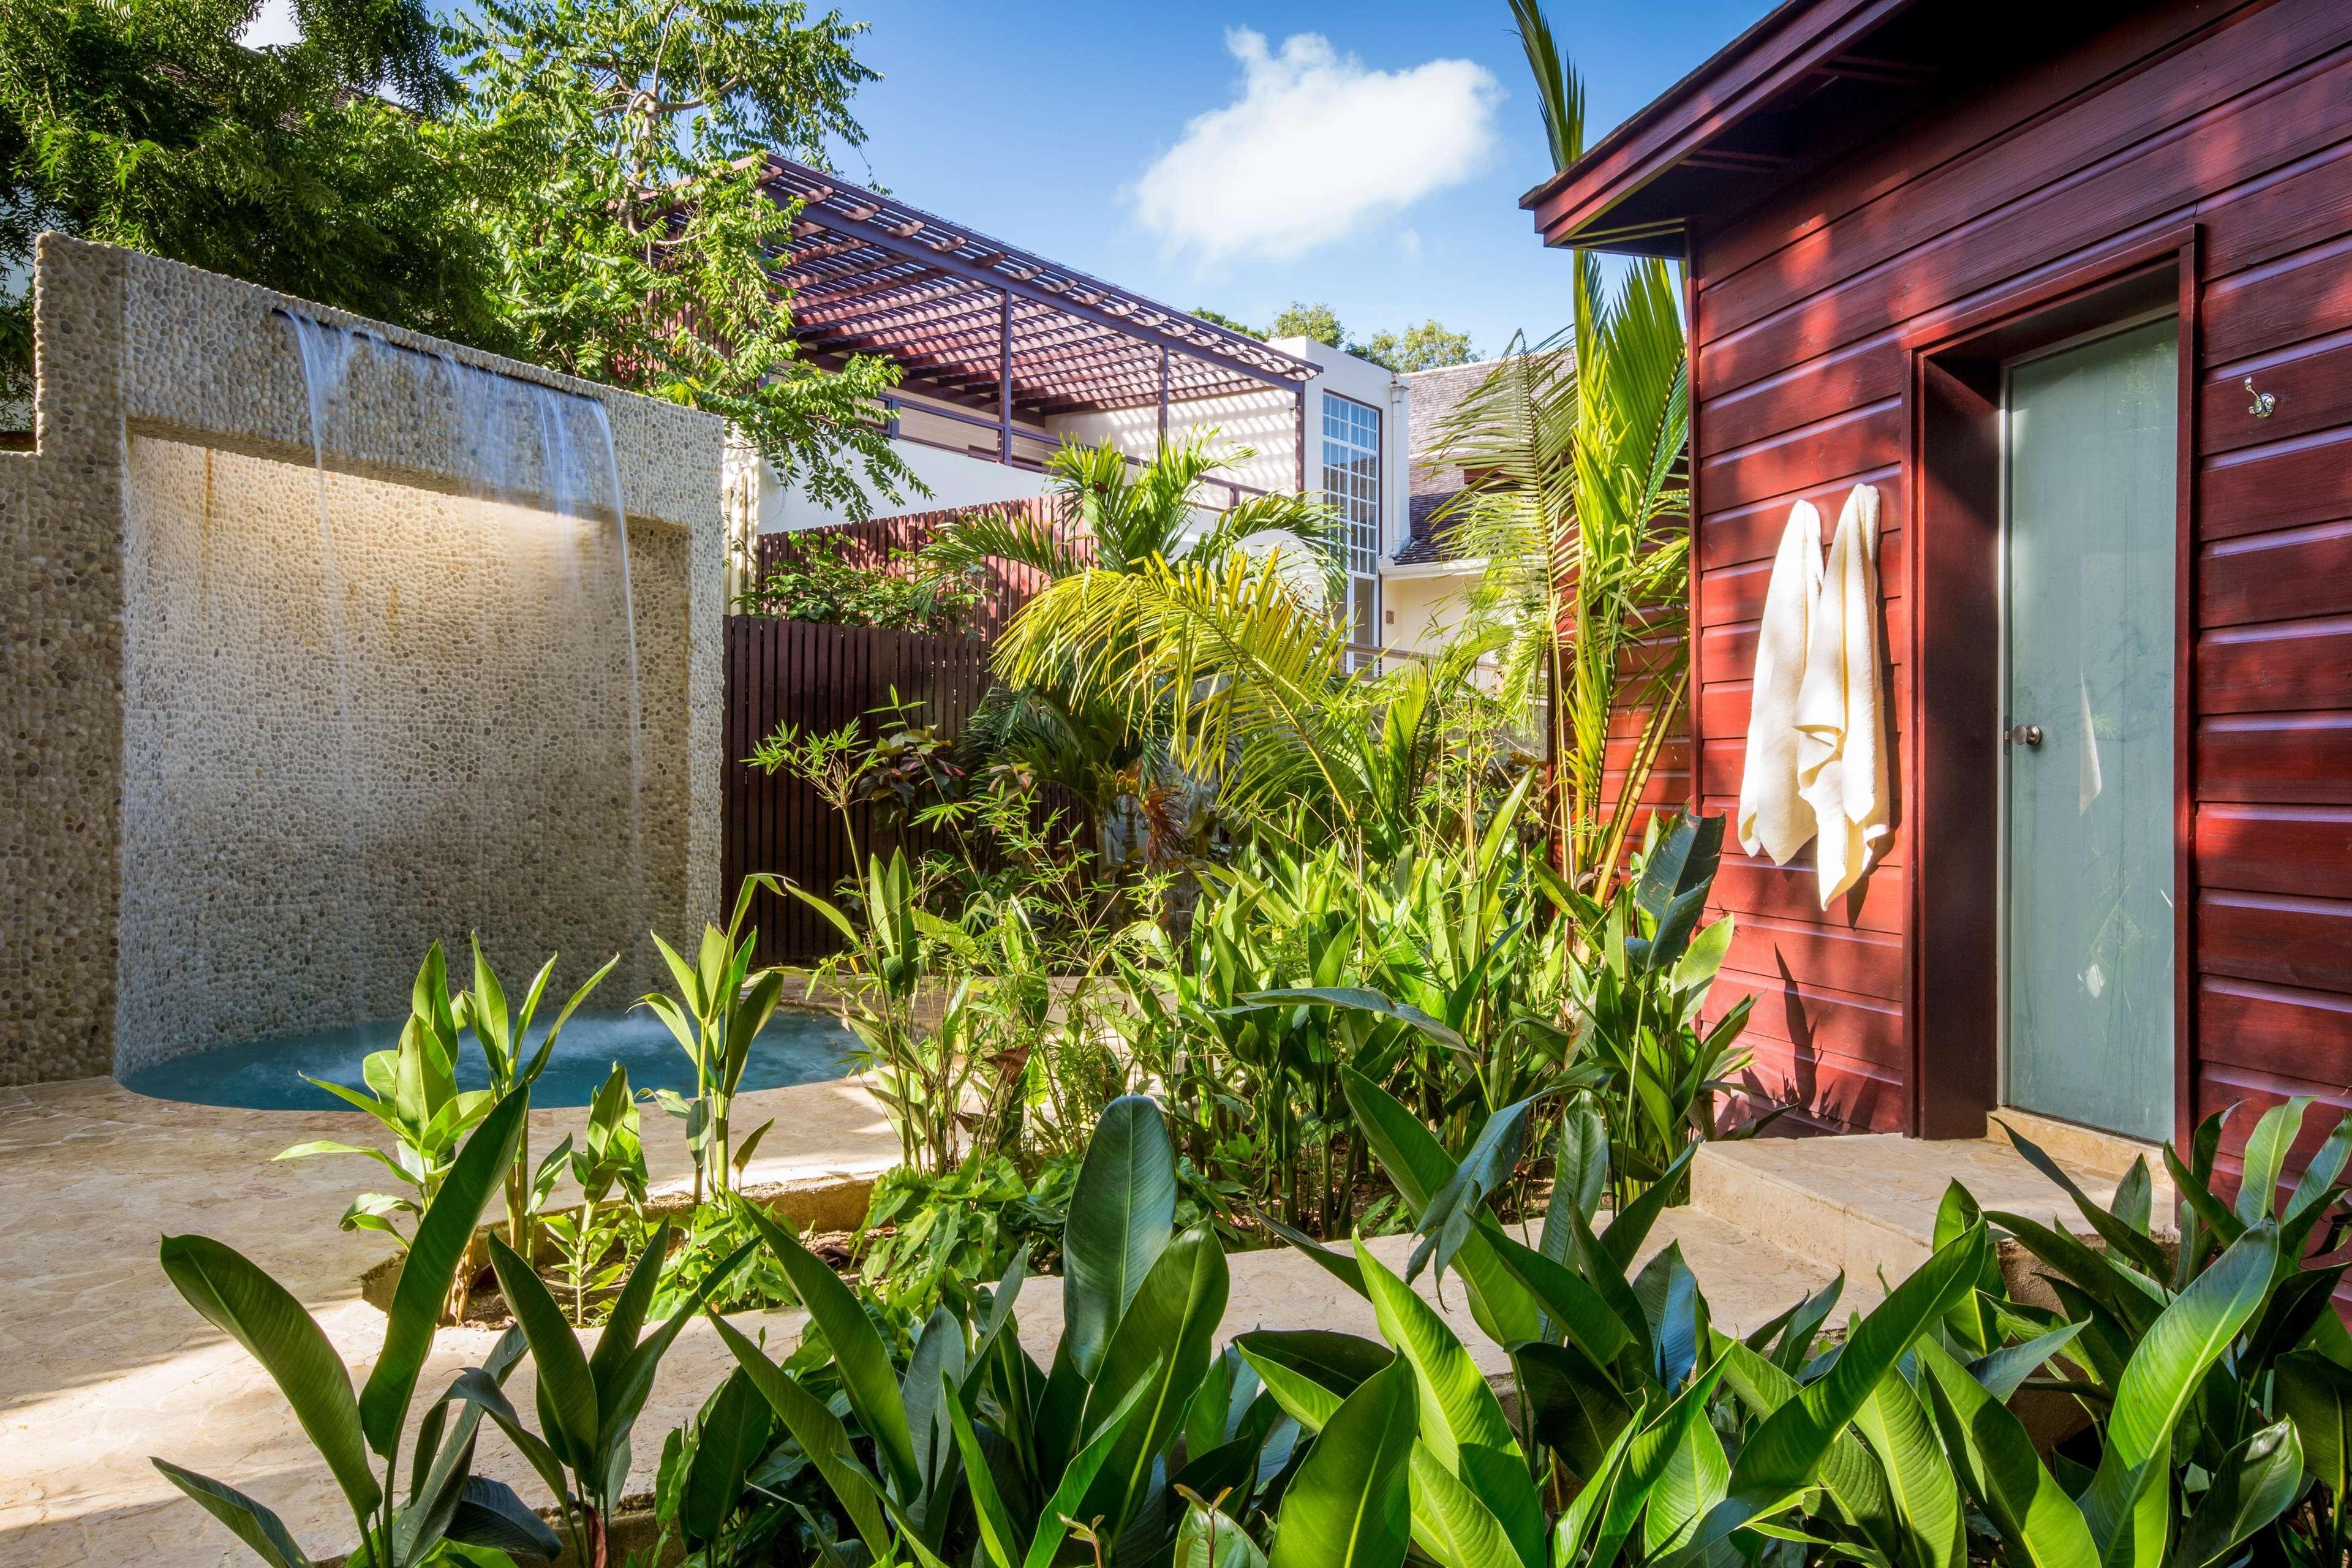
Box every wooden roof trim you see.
[1519,0,1920,248]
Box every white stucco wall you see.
[1382,570,1477,656]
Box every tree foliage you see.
[1267,300,1344,348]
[0,0,503,399]
[443,0,919,522]
[1357,319,1478,374]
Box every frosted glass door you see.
[2004,318,2177,1142]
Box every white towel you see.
[1795,484,1890,907]
[1736,500,1823,864]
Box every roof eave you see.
[1519,0,1922,252]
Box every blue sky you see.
[824,1,1776,356]
[245,0,1774,356]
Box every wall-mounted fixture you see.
[2245,376,2276,418]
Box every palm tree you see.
[927,434,1342,870]
[1427,2,1694,894]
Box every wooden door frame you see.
[1896,225,2199,1142]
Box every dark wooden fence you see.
[722,617,992,963]
[748,496,1082,643]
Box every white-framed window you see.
[1322,391,1381,666]
[1321,392,1382,574]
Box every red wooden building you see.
[1528,0,2352,1167]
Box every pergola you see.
[757,157,1317,489]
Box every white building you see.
[737,157,1472,665]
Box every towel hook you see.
[2245,377,2276,418]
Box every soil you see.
[445,1226,865,1331]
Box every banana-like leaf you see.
[1967,1320,2088,1404]
[1409,1093,1542,1287]
[681,1368,772,1544]
[2175,1420,2301,1568]
[157,1234,381,1520]
[1590,1353,1729,1567]
[945,1370,1028,1568]
[2236,1099,2310,1223]
[1992,1120,2171,1280]
[1851,1360,1964,1568]
[1080,1224,1229,1539]
[488,1234,600,1475]
[1355,1240,1542,1566]
[1269,1358,1417,1568]
[151,1459,317,1568]
[361,1088,527,1457]
[734,1199,921,1499]
[1913,1335,2098,1568]
[1062,1094,1178,1382]
[446,1477,564,1562]
[588,1216,671,1404]
[2079,1220,2278,1564]
[1341,1068,1540,1347]
[1177,1494,1270,1568]
[1679,1221,1991,1561]
[1409,1441,1527,1568]
[710,1312,896,1561]
[2278,1348,2352,1499]
[1714,1340,1902,1564]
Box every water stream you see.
[281,312,647,1016]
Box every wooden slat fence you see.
[749,496,1084,643]
[723,618,992,963]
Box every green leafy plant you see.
[1551,811,1779,1206]
[454,936,617,1256]
[277,945,495,1314]
[538,1061,650,1326]
[155,1090,560,1567]
[711,1094,1254,1566]
[477,1218,757,1568]
[733,532,982,632]
[795,848,995,1177]
[641,875,788,1205]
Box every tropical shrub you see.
[733,532,982,633]
[452,937,617,1254]
[480,1219,756,1568]
[537,1062,650,1326]
[156,1091,562,1568]
[1548,812,1777,1207]
[640,875,788,1205]
[714,1095,1252,1566]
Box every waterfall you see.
[281,312,647,1015]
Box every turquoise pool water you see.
[122,1008,859,1110]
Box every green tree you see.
[0,0,503,400]
[445,0,919,522]
[1427,0,1692,892]
[1189,306,1262,339]
[1358,318,1479,373]
[1267,300,1344,347]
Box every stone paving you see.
[0,1072,894,1568]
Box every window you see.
[1322,391,1381,667]
[1321,393,1382,574]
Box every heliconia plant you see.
[477,1217,756,1568]
[154,1089,560,1568]
[454,934,617,1256]
[640,873,786,1205]
[276,944,496,1265]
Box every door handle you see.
[2007,723,2043,748]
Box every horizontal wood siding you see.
[1684,0,2352,1148]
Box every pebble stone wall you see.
[1,236,726,1085]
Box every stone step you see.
[1689,1124,2169,1294]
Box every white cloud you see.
[1131,30,1501,266]
[239,0,301,48]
